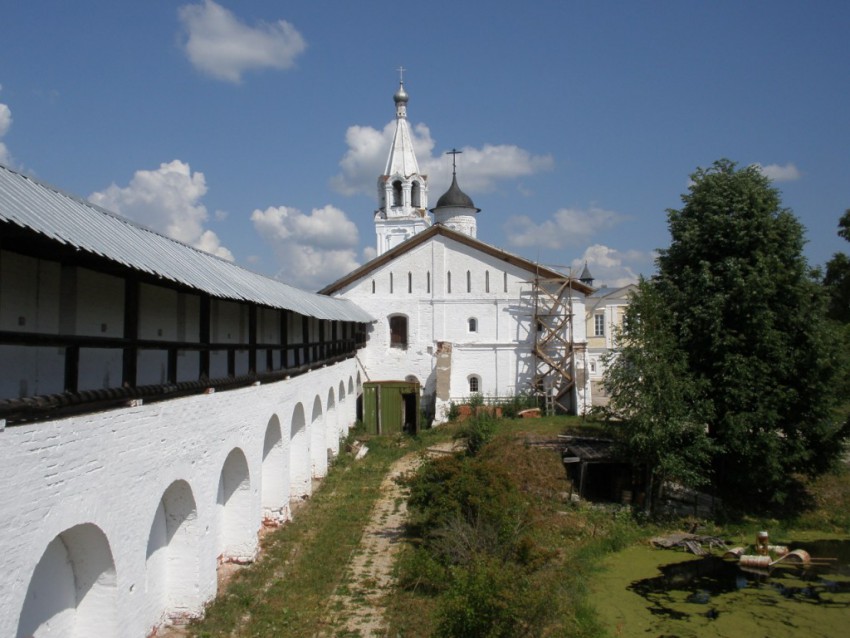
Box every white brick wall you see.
[0,358,361,638]
[333,234,590,420]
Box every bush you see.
[498,392,538,419]
[436,556,554,638]
[396,546,448,594]
[455,413,496,456]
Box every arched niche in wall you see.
[326,387,338,458]
[261,414,289,522]
[310,395,327,479]
[289,403,310,499]
[216,448,255,561]
[17,523,119,638]
[145,480,202,628]
[338,380,348,438]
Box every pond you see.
[592,536,850,637]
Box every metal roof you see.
[0,164,373,323]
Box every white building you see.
[585,283,637,406]
[321,83,593,421]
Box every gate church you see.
[0,80,592,637]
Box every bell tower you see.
[374,70,431,256]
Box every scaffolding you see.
[530,271,584,415]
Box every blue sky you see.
[1,0,848,290]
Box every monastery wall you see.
[0,358,360,638]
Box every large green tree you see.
[824,210,850,323]
[610,160,846,512]
[604,278,715,514]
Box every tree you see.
[824,210,850,323]
[823,210,850,399]
[604,278,715,514]
[611,160,846,513]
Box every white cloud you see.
[331,121,552,197]
[755,162,801,182]
[0,102,13,165]
[251,204,362,290]
[362,246,377,263]
[503,206,626,250]
[571,244,652,288]
[178,0,306,83]
[89,160,234,261]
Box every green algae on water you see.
[592,540,850,638]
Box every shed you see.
[561,436,640,504]
[362,380,421,435]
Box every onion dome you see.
[432,174,480,213]
[394,82,409,105]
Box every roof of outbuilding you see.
[0,163,373,323]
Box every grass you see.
[190,431,413,637]
[188,411,850,637]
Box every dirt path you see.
[319,442,458,637]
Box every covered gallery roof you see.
[0,164,373,323]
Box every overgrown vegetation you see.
[389,416,643,638]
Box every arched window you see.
[389,315,408,349]
[503,272,508,293]
[408,272,412,293]
[411,181,421,208]
[468,375,480,393]
[427,271,431,294]
[468,317,478,333]
[392,180,402,207]
[467,270,472,293]
[371,279,375,294]
[447,271,452,294]
[389,272,394,294]
[485,271,490,293]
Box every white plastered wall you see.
[0,357,360,638]
[332,234,590,421]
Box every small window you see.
[468,317,478,332]
[389,315,408,349]
[590,360,597,374]
[371,279,375,294]
[390,272,394,294]
[408,272,412,293]
[503,272,508,293]
[466,270,472,293]
[447,271,452,294]
[468,375,480,393]
[594,313,605,337]
[485,271,490,293]
[427,271,431,293]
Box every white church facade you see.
[322,81,593,422]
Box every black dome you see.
[432,175,479,211]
